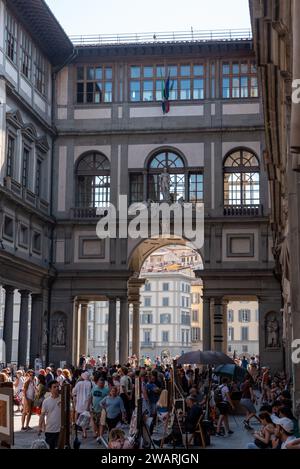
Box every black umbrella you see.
[177,350,234,365]
[214,363,248,381]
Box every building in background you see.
[86,247,259,360]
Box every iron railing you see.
[70,28,252,46]
[223,204,263,216]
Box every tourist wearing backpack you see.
[215,377,235,436]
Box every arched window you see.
[76,152,110,207]
[148,151,185,202]
[129,149,203,203]
[223,149,260,206]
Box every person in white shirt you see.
[39,380,61,449]
[72,371,92,438]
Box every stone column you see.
[3,286,15,365]
[222,300,229,354]
[29,293,43,367]
[202,296,211,350]
[107,298,117,365]
[119,298,129,365]
[79,302,88,357]
[17,290,30,367]
[132,301,140,360]
[72,300,80,367]
[213,297,224,352]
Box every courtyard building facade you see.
[0,0,290,408]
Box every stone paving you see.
[11,409,260,449]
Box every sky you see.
[45,0,251,37]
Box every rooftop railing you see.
[70,28,252,46]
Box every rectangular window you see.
[3,215,14,240]
[181,312,190,325]
[36,159,42,197]
[228,327,234,341]
[191,327,200,342]
[76,65,113,103]
[141,314,152,324]
[143,80,153,101]
[242,345,248,352]
[129,173,144,204]
[20,30,32,79]
[32,231,41,253]
[144,282,151,291]
[144,297,151,307]
[130,81,140,101]
[222,60,258,99]
[228,309,234,323]
[192,309,199,322]
[5,12,17,63]
[19,223,29,247]
[180,79,191,100]
[162,331,169,342]
[239,309,251,322]
[160,314,171,324]
[193,78,204,100]
[22,148,30,188]
[143,330,151,344]
[189,173,203,202]
[6,135,15,178]
[162,283,169,291]
[222,78,230,98]
[241,327,249,341]
[162,297,169,307]
[130,63,205,102]
[35,50,46,96]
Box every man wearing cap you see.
[272,416,297,448]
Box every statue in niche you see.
[266,314,280,348]
[52,315,66,346]
[159,168,171,202]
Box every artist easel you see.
[133,376,156,449]
[0,382,14,449]
[159,361,186,448]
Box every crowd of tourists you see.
[0,353,299,450]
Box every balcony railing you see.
[70,28,252,46]
[71,207,99,219]
[223,205,263,216]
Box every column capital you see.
[3,285,15,294]
[214,297,224,306]
[18,289,31,297]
